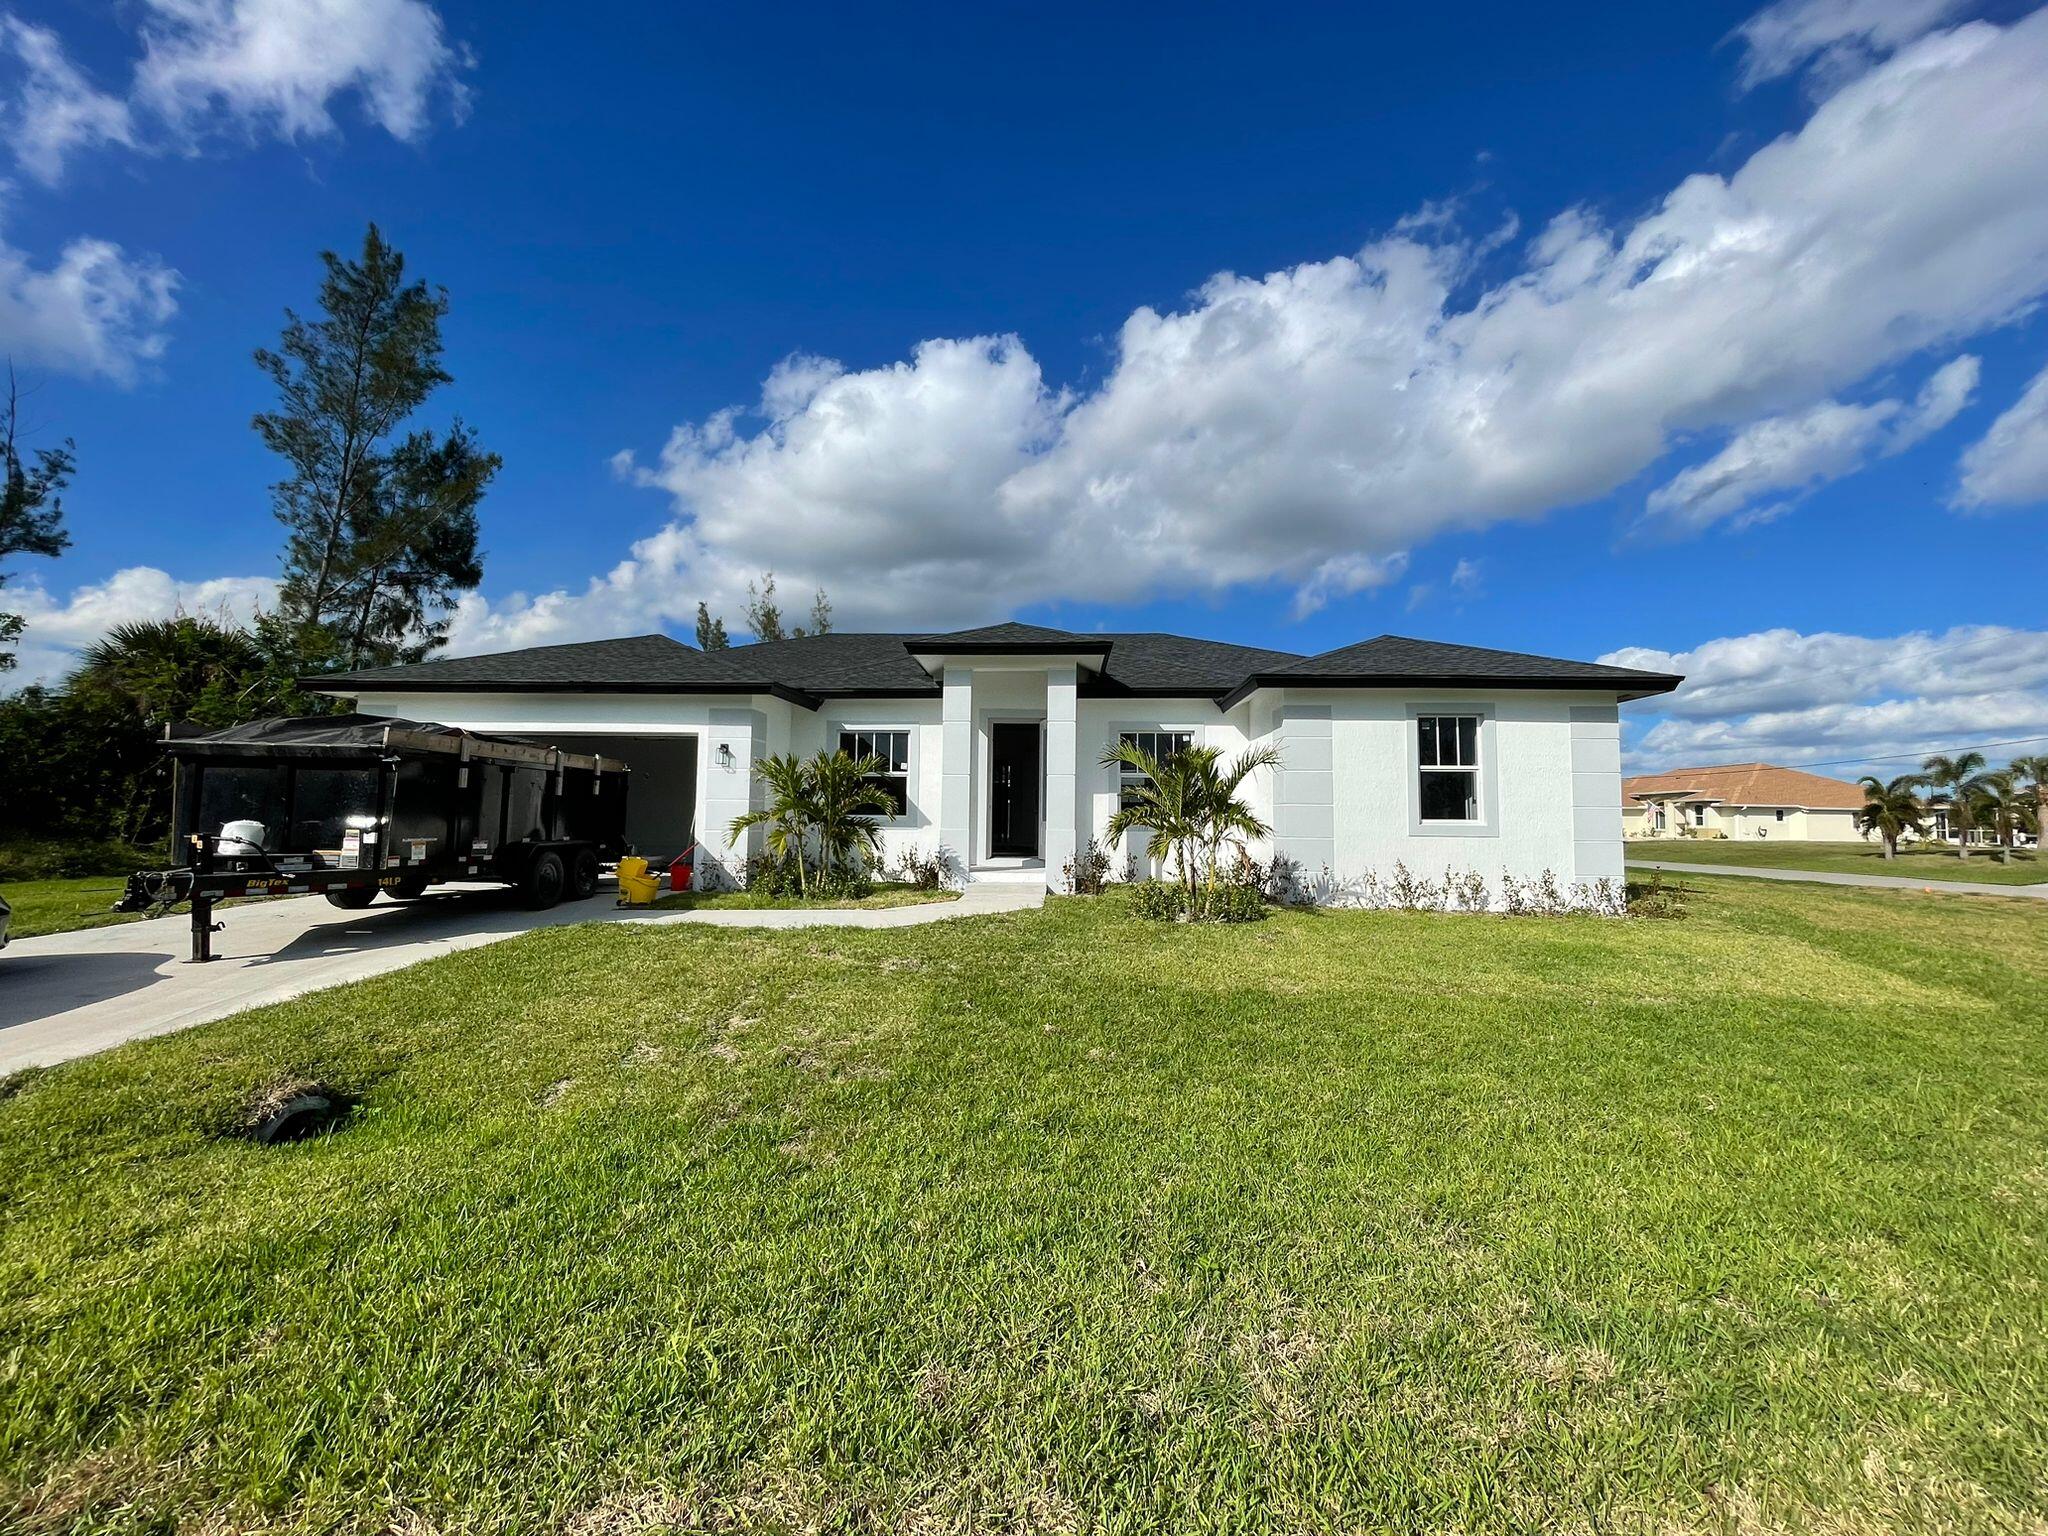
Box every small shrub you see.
[741,853,803,897]
[1061,838,1113,895]
[812,862,875,901]
[1118,850,1140,885]
[1131,879,1187,921]
[1388,861,1441,911]
[1263,851,1308,905]
[1497,871,1530,917]
[1531,869,1567,916]
[1448,869,1490,912]
[1210,882,1266,923]
[894,845,956,892]
[1627,872,1691,920]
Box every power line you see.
[1768,734,2048,771]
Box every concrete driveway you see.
[1627,859,2048,899]
[0,881,1041,1074]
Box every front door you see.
[988,722,1041,858]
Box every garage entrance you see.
[544,734,699,863]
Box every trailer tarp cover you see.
[166,714,631,774]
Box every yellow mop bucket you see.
[615,856,659,906]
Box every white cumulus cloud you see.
[0,17,137,184]
[1954,358,2048,508]
[1734,0,1970,90]
[5,566,279,686]
[1604,624,2048,774]
[452,9,2048,650]
[1640,354,1979,535]
[134,0,470,147]
[0,202,178,383]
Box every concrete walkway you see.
[0,881,1042,1074]
[1627,859,2048,900]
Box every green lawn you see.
[3,882,2045,1532]
[1628,836,2045,884]
[649,881,960,912]
[0,876,140,940]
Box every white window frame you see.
[1691,803,1706,828]
[835,726,914,823]
[1405,704,1499,838]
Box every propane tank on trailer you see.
[217,820,266,856]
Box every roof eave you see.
[302,676,825,711]
[1217,671,1685,711]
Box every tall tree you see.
[254,225,498,671]
[1978,771,2035,864]
[1856,773,1926,860]
[1920,751,1989,860]
[2012,754,2048,854]
[0,363,75,672]
[740,570,831,642]
[744,571,786,642]
[694,601,730,651]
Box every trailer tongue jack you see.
[190,893,223,964]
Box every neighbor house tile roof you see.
[1622,763,1867,811]
[312,626,1681,709]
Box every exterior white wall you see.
[355,678,1632,898]
[1310,688,1605,895]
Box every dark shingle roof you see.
[1216,634,1682,707]
[903,621,1110,652]
[311,626,1678,707]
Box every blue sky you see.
[4,0,2047,774]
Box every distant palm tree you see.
[1979,771,2037,865]
[2012,754,2048,857]
[70,615,269,728]
[728,753,818,896]
[806,750,895,880]
[1920,751,1989,860]
[1856,774,1926,859]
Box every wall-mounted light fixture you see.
[717,742,736,771]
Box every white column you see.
[697,706,760,889]
[938,666,973,881]
[1042,663,1078,889]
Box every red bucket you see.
[668,846,697,892]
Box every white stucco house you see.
[309,624,1682,898]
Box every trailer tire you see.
[524,851,566,910]
[389,874,430,901]
[569,848,601,901]
[324,886,377,910]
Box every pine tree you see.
[0,364,75,672]
[694,601,730,650]
[254,225,499,671]
[745,571,786,642]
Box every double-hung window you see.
[1416,714,1480,822]
[1691,804,1706,828]
[838,729,910,817]
[1117,729,1191,809]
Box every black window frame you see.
[1116,729,1193,810]
[838,728,911,818]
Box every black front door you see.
[989,722,1041,857]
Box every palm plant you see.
[806,750,895,881]
[1978,770,2037,864]
[1101,740,1284,917]
[1920,751,1989,859]
[728,753,818,896]
[2012,754,2048,858]
[1101,739,1207,902]
[1856,773,1926,859]
[1189,744,1283,908]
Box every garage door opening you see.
[544,734,698,864]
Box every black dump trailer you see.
[117,714,631,960]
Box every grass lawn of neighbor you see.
[1628,836,2044,885]
[3,879,2045,1532]
[0,875,144,941]
[649,881,960,913]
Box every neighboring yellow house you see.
[1623,762,1867,842]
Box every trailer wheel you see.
[523,851,567,910]
[324,887,377,910]
[569,848,601,901]
[389,874,430,901]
